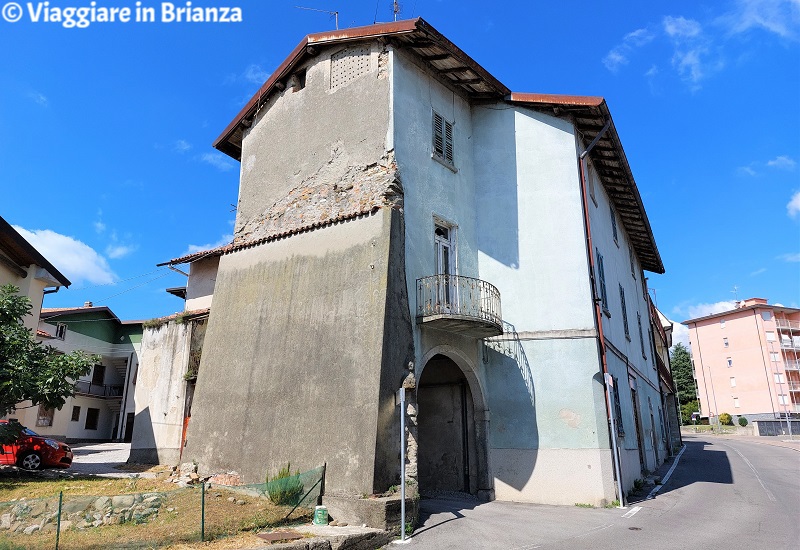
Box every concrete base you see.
[127,447,180,465]
[264,524,393,550]
[323,494,419,533]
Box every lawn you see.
[0,469,312,549]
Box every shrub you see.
[718,412,733,426]
[266,463,304,506]
[738,416,748,427]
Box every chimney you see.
[84,301,93,308]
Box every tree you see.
[670,343,695,405]
[0,284,96,442]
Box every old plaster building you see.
[150,19,673,509]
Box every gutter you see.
[576,118,625,507]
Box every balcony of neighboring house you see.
[74,380,124,398]
[776,319,800,331]
[416,274,502,338]
[73,359,128,411]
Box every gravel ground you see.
[69,442,157,478]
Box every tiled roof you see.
[159,207,378,266]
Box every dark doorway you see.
[124,412,135,443]
[418,354,477,496]
[630,384,646,473]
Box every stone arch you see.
[414,345,492,500]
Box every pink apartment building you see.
[683,298,800,423]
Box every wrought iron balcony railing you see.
[416,274,502,338]
[74,380,124,398]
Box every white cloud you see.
[105,244,137,259]
[200,152,235,172]
[28,91,48,107]
[93,220,106,233]
[778,252,800,262]
[721,0,800,41]
[664,15,703,38]
[788,191,800,218]
[767,155,796,169]
[242,64,270,85]
[670,320,690,349]
[12,226,116,285]
[603,27,655,72]
[174,139,192,153]
[736,165,758,177]
[182,234,233,256]
[750,267,767,276]
[687,300,738,319]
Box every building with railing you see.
[150,18,671,513]
[4,304,142,442]
[684,298,800,425]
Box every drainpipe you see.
[576,119,624,507]
[43,287,60,295]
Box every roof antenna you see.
[731,285,739,302]
[393,0,401,21]
[295,6,339,29]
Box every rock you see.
[189,472,200,481]
[41,523,56,533]
[23,524,40,535]
[236,499,246,506]
[177,480,189,488]
[29,501,47,517]
[179,462,197,475]
[167,507,175,512]
[0,514,13,530]
[92,519,103,528]
[227,497,236,502]
[93,496,111,510]
[141,496,162,507]
[111,495,136,509]
[59,520,72,532]
[62,499,90,515]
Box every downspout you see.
[576,119,625,506]
[43,287,61,295]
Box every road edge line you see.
[646,444,686,500]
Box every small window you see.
[734,397,740,408]
[641,276,648,301]
[762,311,772,321]
[775,373,785,384]
[770,352,780,362]
[723,337,729,348]
[55,323,67,340]
[629,246,636,279]
[637,313,646,359]
[71,406,81,422]
[727,357,733,367]
[766,331,775,342]
[36,404,54,427]
[720,319,726,329]
[730,377,736,387]
[85,408,100,430]
[432,111,454,168]
[619,285,630,340]
[778,394,789,406]
[610,205,618,245]
[596,250,609,314]
[586,160,598,206]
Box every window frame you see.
[71,405,81,422]
[85,408,100,431]
[431,110,456,171]
[596,249,609,316]
[619,284,630,340]
[610,204,619,246]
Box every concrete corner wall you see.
[129,321,192,464]
[184,208,413,496]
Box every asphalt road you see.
[402,436,800,549]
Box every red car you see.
[0,420,73,470]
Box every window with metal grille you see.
[596,249,609,314]
[432,111,454,167]
[36,404,54,427]
[330,45,371,90]
[619,285,630,340]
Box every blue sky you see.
[1,0,798,346]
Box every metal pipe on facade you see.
[575,118,624,507]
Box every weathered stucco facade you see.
[162,18,672,512]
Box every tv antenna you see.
[393,0,401,21]
[731,285,739,301]
[295,6,339,29]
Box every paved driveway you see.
[69,442,144,477]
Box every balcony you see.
[776,319,800,330]
[74,380,124,398]
[416,274,502,338]
[780,340,800,350]
[785,360,800,371]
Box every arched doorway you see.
[417,354,481,496]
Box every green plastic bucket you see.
[313,505,328,525]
